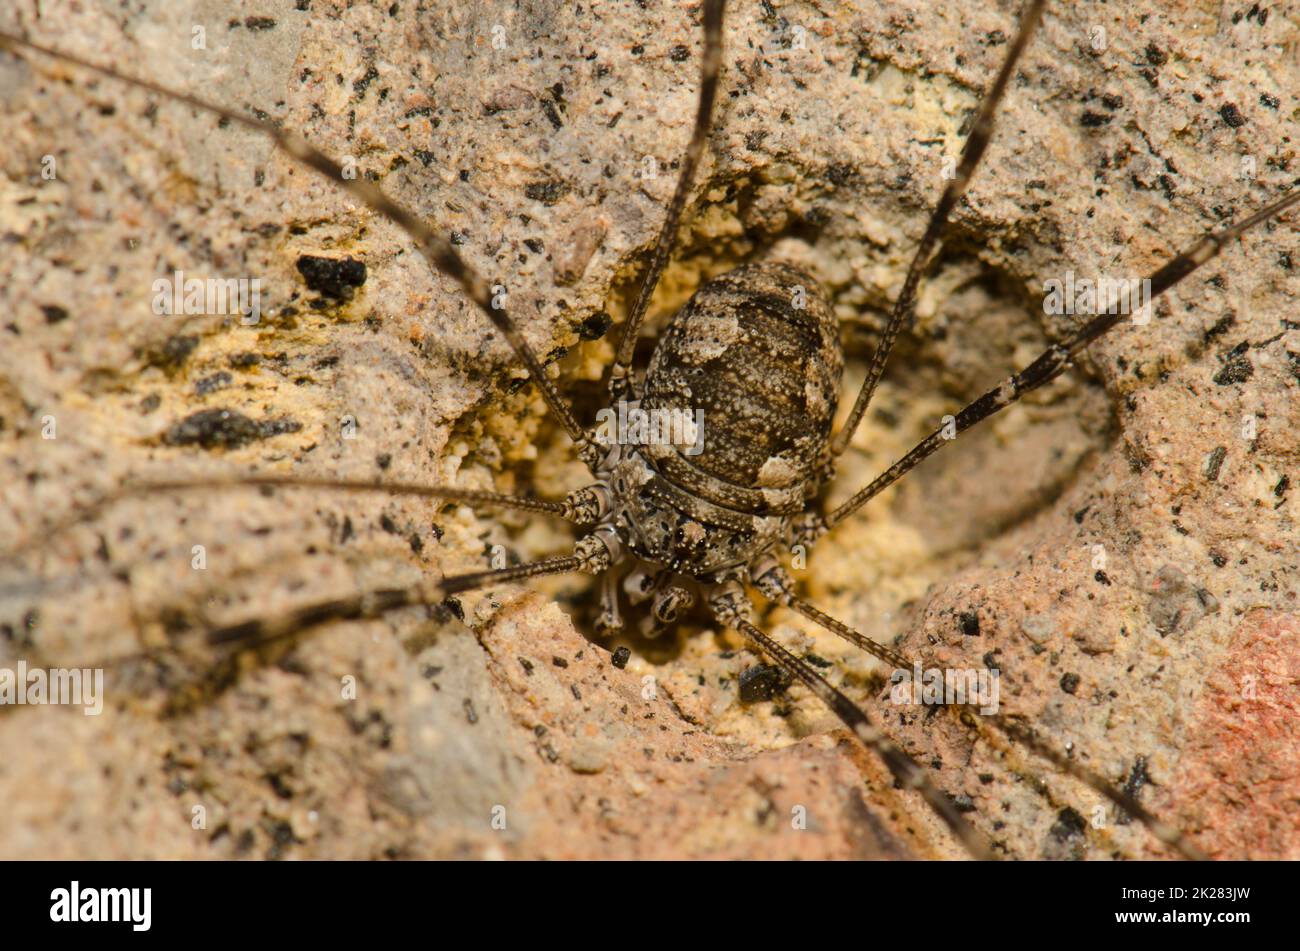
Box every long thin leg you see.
[829,0,1048,458]
[0,30,594,460]
[58,547,604,679]
[0,475,602,593]
[973,712,1208,860]
[722,612,992,859]
[207,552,589,650]
[751,562,1207,859]
[131,475,597,520]
[608,0,725,400]
[817,185,1300,533]
[0,549,600,720]
[771,582,910,670]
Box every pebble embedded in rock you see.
[1020,613,1056,644]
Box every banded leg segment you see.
[752,562,909,669]
[609,0,726,399]
[751,568,1208,860]
[729,615,993,859]
[78,547,608,676]
[978,713,1208,861]
[830,0,1048,458]
[0,475,602,595]
[821,185,1300,532]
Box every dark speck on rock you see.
[151,334,200,370]
[1219,103,1247,128]
[826,162,856,185]
[1204,445,1227,481]
[540,98,563,130]
[296,255,367,301]
[162,408,301,450]
[738,664,792,703]
[41,305,69,324]
[578,310,612,340]
[1050,807,1087,842]
[1116,757,1151,825]
[1148,564,1200,636]
[1212,355,1253,386]
[258,418,301,438]
[524,180,571,205]
[611,646,631,669]
[194,371,232,396]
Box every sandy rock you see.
[0,0,1296,859]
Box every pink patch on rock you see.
[1162,610,1300,859]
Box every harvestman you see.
[2,0,1297,859]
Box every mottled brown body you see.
[597,262,841,582]
[644,262,842,509]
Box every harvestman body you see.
[592,263,841,622]
[2,0,1297,860]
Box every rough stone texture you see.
[0,0,1296,859]
[1153,609,1300,859]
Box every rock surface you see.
[0,0,1296,859]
